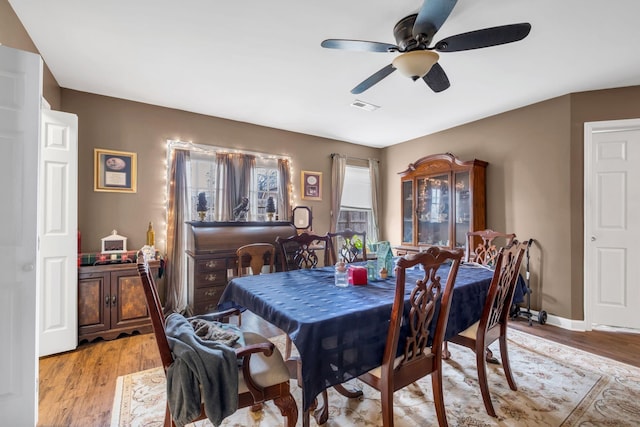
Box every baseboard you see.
[517,309,588,331]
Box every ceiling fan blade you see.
[413,0,459,44]
[351,64,397,94]
[321,39,398,53]
[422,62,450,93]
[434,23,532,52]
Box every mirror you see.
[292,206,312,230]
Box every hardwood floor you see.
[37,312,640,427]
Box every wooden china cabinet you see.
[396,153,487,254]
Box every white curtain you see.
[330,154,347,232]
[368,159,381,242]
[165,149,190,314]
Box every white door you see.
[0,46,42,425]
[585,119,640,330]
[39,109,78,357]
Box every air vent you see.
[350,99,380,112]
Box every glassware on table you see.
[335,261,348,287]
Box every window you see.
[338,165,373,238]
[185,147,290,222]
[189,152,216,221]
[250,158,280,221]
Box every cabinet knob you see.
[205,289,218,297]
[205,273,218,282]
[591,236,597,241]
[206,261,217,268]
[111,295,117,305]
[105,295,110,306]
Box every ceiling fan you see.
[321,0,531,94]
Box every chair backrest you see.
[275,232,335,271]
[328,229,367,263]
[466,229,516,267]
[236,243,275,276]
[384,247,463,372]
[136,252,174,371]
[480,239,530,334]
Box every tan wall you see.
[383,87,640,320]
[61,90,379,253]
[0,0,61,109]
[382,96,572,317]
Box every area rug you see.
[111,329,640,426]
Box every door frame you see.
[583,118,640,331]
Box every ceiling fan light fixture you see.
[392,50,439,80]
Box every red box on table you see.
[348,266,368,286]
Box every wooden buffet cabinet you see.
[397,153,487,254]
[78,261,160,342]
[186,221,296,315]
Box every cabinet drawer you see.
[195,270,227,287]
[196,258,227,272]
[193,286,226,314]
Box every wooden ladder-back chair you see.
[466,229,516,267]
[237,243,275,277]
[358,246,464,427]
[447,239,530,417]
[136,253,298,427]
[328,229,367,263]
[230,243,276,326]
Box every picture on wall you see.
[301,170,322,201]
[94,148,137,193]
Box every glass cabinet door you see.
[401,180,413,243]
[454,171,470,247]
[417,174,450,246]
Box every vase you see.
[198,211,206,221]
[267,212,274,221]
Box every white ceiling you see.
[9,0,640,148]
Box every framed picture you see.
[301,170,322,201]
[94,148,137,193]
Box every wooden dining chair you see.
[237,243,275,277]
[328,229,367,263]
[358,246,464,427]
[275,232,335,361]
[466,229,516,267]
[275,232,335,271]
[453,228,517,362]
[136,252,298,427]
[446,239,530,417]
[230,243,276,326]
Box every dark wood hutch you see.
[186,221,296,314]
[396,153,487,254]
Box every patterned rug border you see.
[111,327,640,427]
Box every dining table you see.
[219,259,527,416]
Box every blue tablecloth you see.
[219,263,525,410]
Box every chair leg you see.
[380,387,395,427]
[476,344,497,417]
[485,347,499,364]
[285,335,292,360]
[431,368,449,427]
[499,335,518,391]
[442,341,451,359]
[274,392,299,427]
[164,403,173,427]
